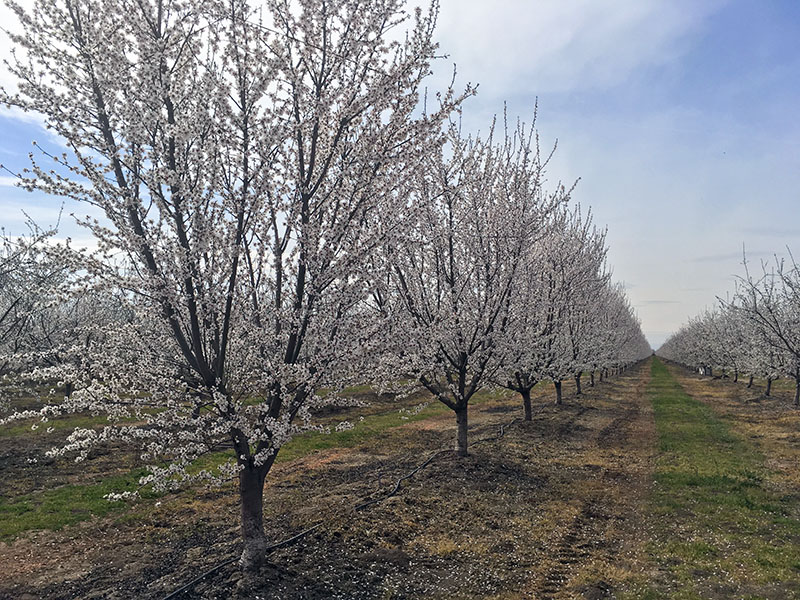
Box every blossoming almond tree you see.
[0,225,65,382]
[492,197,573,419]
[496,204,648,415]
[387,117,563,455]
[587,283,650,382]
[1,0,464,573]
[531,206,608,404]
[733,257,800,405]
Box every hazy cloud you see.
[740,226,800,237]
[433,0,727,95]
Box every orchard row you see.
[0,0,649,576]
[658,254,800,405]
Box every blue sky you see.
[2,0,800,347]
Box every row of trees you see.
[0,0,649,577]
[658,253,800,405]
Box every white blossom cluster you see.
[658,252,800,404]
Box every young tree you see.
[1,0,464,573]
[734,257,800,406]
[535,207,608,405]
[387,116,562,454]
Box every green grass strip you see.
[633,358,800,599]
[0,469,160,541]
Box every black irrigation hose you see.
[161,524,324,600]
[353,448,450,511]
[160,416,519,600]
[161,558,236,600]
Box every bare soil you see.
[2,367,658,599]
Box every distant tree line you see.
[658,252,800,405]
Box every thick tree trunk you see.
[239,465,268,573]
[589,370,595,387]
[64,381,74,398]
[554,380,562,405]
[747,375,754,388]
[599,369,604,383]
[574,372,582,396]
[766,377,773,397]
[521,388,532,421]
[795,373,800,407]
[455,405,468,456]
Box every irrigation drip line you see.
[353,448,450,511]
[160,415,519,600]
[161,524,323,600]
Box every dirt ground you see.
[0,364,659,600]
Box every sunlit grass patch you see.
[0,413,114,438]
[643,358,800,596]
[0,468,160,541]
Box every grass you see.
[0,468,160,541]
[630,358,800,598]
[0,386,511,540]
[0,413,115,438]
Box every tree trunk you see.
[795,372,800,407]
[589,370,595,387]
[455,405,468,456]
[766,377,773,397]
[554,380,562,405]
[521,388,532,421]
[574,372,582,396]
[747,375,754,388]
[239,464,268,573]
[64,381,74,398]
[599,369,604,383]
[733,369,738,383]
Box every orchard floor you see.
[1,359,799,599]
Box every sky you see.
[1,0,800,348]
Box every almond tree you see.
[659,255,800,401]
[585,283,648,386]
[0,226,64,380]
[737,313,781,394]
[493,207,573,419]
[660,311,723,376]
[498,205,647,416]
[535,207,608,404]
[734,257,800,406]
[387,116,562,455]
[1,0,464,573]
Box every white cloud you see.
[433,0,727,95]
